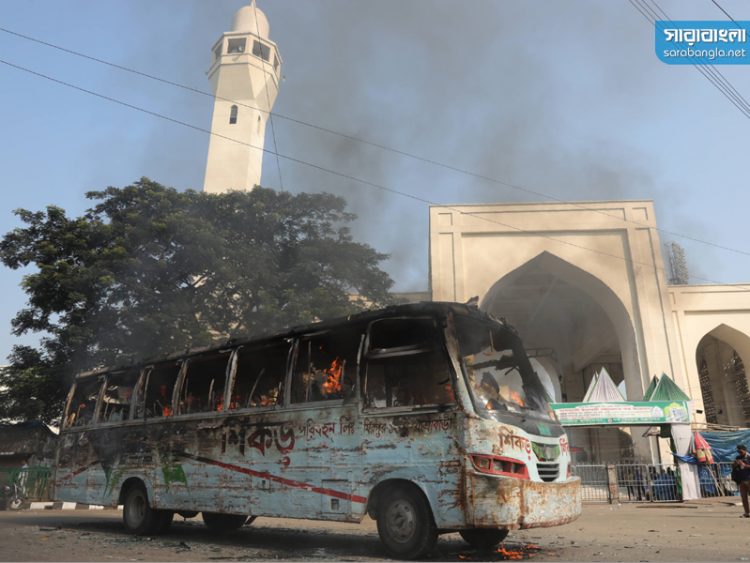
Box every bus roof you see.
[73,301,511,380]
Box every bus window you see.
[231,341,290,409]
[65,376,103,428]
[99,369,137,424]
[291,328,361,403]
[177,352,231,414]
[364,318,454,409]
[135,361,182,419]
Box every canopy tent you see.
[645,373,691,402]
[582,367,625,402]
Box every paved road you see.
[0,499,748,561]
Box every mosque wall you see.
[430,201,680,394]
[431,200,750,457]
[669,285,750,427]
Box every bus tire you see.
[376,484,437,560]
[201,512,249,532]
[122,483,160,535]
[459,528,509,550]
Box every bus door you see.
[131,361,182,504]
[174,350,233,509]
[59,375,104,504]
[360,317,460,503]
[227,340,294,515]
[287,327,364,521]
[91,369,138,503]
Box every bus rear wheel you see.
[376,484,437,560]
[202,512,250,532]
[459,528,509,550]
[122,484,163,535]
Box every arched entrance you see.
[481,252,647,463]
[696,324,750,428]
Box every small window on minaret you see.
[230,105,238,125]
[228,38,246,54]
[252,40,270,62]
[257,115,262,134]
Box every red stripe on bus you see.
[178,452,367,504]
[57,460,100,482]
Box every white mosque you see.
[203,3,750,465]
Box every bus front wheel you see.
[122,483,168,535]
[202,512,250,532]
[376,485,437,560]
[459,528,509,550]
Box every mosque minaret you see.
[203,1,281,194]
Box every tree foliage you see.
[0,179,393,422]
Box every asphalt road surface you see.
[0,499,748,561]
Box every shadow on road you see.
[3,512,550,561]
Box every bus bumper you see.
[465,475,581,529]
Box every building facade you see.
[429,201,750,463]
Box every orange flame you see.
[457,542,541,561]
[496,545,526,560]
[509,390,525,408]
[321,357,344,395]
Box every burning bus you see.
[53,302,580,559]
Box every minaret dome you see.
[232,1,270,38]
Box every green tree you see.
[0,179,393,422]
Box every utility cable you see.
[250,1,284,190]
[710,0,741,26]
[3,25,750,258]
[1,56,749,292]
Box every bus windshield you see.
[455,315,553,420]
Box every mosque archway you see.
[480,251,648,463]
[696,324,750,428]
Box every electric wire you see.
[1,56,749,293]
[710,0,741,26]
[250,1,284,191]
[2,25,750,259]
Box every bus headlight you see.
[470,454,529,480]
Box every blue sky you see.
[1,0,749,360]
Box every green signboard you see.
[550,400,690,426]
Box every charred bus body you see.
[53,302,580,559]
